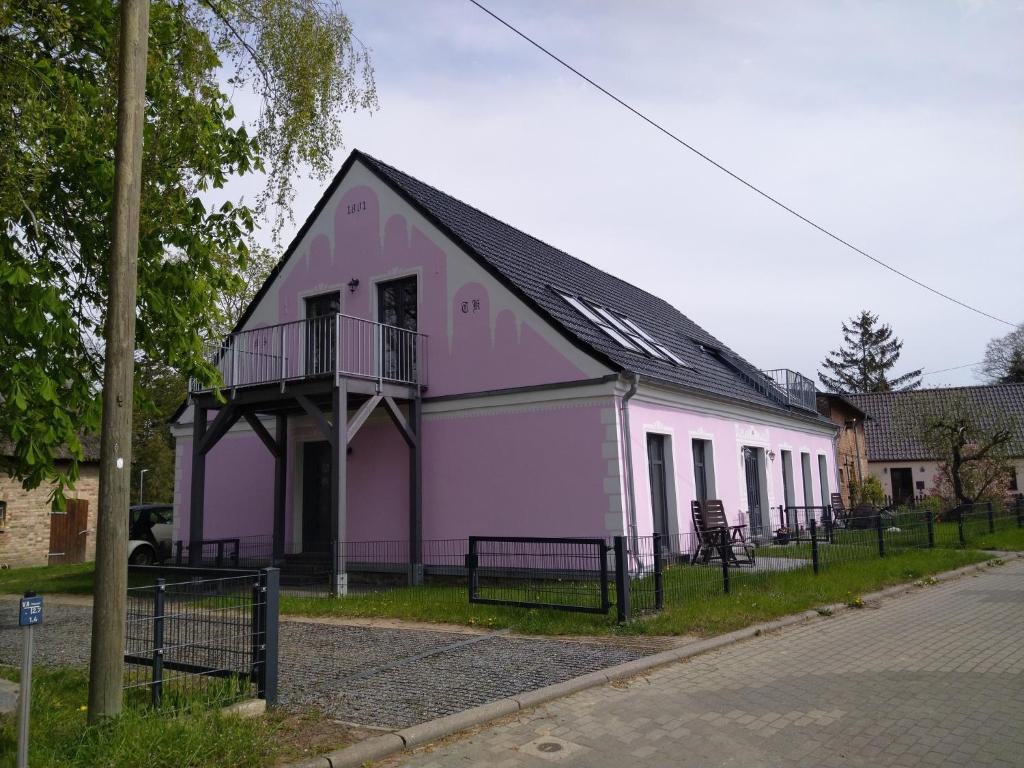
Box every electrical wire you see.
[467,0,1016,328]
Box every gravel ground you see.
[0,597,650,728]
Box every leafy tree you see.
[897,391,1018,508]
[130,360,187,505]
[818,310,922,393]
[0,0,377,497]
[981,322,1024,384]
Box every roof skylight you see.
[557,291,687,367]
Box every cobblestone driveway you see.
[0,600,649,728]
[387,559,1024,768]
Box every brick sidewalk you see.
[388,559,1024,768]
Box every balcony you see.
[191,313,427,394]
[760,368,817,412]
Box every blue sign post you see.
[17,592,41,768]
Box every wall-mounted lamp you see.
[767,450,776,463]
[347,278,360,293]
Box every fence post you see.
[258,568,279,707]
[465,537,479,603]
[958,507,966,546]
[216,541,225,568]
[653,533,664,611]
[614,536,630,623]
[720,529,731,594]
[599,542,611,615]
[987,501,995,533]
[151,578,166,708]
[926,510,935,549]
[824,505,834,544]
[810,518,819,575]
[174,541,183,565]
[875,512,885,558]
[1017,496,1023,529]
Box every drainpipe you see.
[618,373,640,564]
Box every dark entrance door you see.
[48,499,88,564]
[302,441,332,551]
[890,467,914,505]
[692,440,710,504]
[743,448,764,537]
[305,291,340,376]
[647,434,670,540]
[377,276,418,381]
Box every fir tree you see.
[818,310,922,393]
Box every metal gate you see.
[466,536,610,614]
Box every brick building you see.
[816,393,870,508]
[0,438,100,568]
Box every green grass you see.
[0,562,96,595]
[282,547,990,637]
[970,526,1024,551]
[0,667,282,768]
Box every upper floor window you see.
[556,291,686,366]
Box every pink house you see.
[172,151,838,592]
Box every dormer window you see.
[556,291,686,366]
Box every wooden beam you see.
[244,413,281,458]
[382,396,416,448]
[197,404,240,455]
[273,414,287,561]
[408,396,423,585]
[295,393,334,446]
[188,406,207,565]
[330,382,348,595]
[346,395,382,446]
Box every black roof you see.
[845,384,1024,462]
[353,152,829,422]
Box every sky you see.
[226,0,1024,388]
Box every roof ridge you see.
[845,382,1024,398]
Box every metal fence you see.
[124,566,279,709]
[466,536,611,614]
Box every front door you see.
[890,467,914,505]
[302,441,332,551]
[647,434,670,541]
[377,276,417,381]
[48,499,88,564]
[743,448,764,537]
[304,292,340,376]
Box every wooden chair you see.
[691,499,755,566]
[830,493,849,528]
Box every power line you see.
[921,364,983,380]
[467,0,1015,328]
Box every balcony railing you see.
[191,313,427,393]
[760,368,817,412]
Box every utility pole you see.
[87,0,150,722]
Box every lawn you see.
[0,562,97,595]
[0,667,274,768]
[282,547,991,637]
[970,527,1024,551]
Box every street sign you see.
[18,595,42,627]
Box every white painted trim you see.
[633,382,837,439]
[423,380,620,416]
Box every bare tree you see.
[981,322,1024,384]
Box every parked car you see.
[128,504,173,565]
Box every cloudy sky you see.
[231,0,1023,387]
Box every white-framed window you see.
[556,291,687,366]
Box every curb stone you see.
[283,553,1019,768]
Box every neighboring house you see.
[815,393,869,508]
[172,150,839,591]
[845,384,1024,505]
[0,437,100,568]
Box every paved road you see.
[388,559,1024,768]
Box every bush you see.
[852,476,885,506]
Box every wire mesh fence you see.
[466,536,610,613]
[123,567,278,710]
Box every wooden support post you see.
[273,414,287,562]
[408,396,423,586]
[188,406,207,565]
[330,382,347,595]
